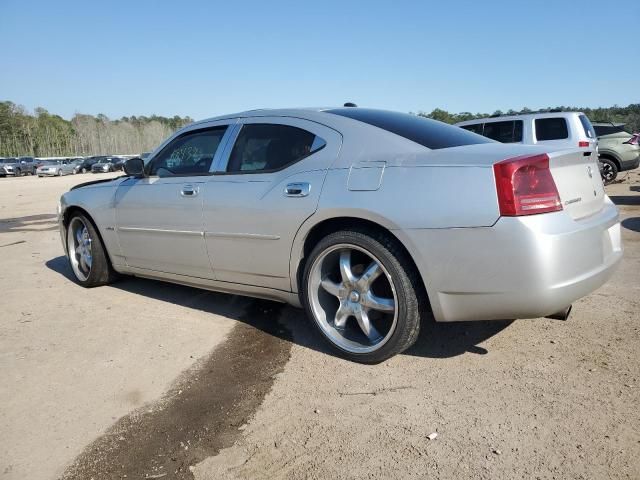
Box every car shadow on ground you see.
[609,195,640,206]
[0,213,58,233]
[46,255,512,360]
[621,217,640,233]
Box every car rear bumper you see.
[398,198,622,322]
[620,155,639,172]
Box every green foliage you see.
[417,104,640,133]
[2,101,639,157]
[0,101,193,157]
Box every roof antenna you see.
[343,102,357,107]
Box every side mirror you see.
[124,157,145,177]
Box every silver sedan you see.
[58,108,623,363]
[37,160,77,177]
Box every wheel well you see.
[599,154,620,170]
[297,217,427,301]
[62,206,114,267]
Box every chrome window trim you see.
[211,123,242,173]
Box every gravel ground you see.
[1,169,638,480]
[194,172,640,480]
[0,173,236,480]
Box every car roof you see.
[188,107,345,127]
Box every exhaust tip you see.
[546,305,572,321]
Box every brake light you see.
[493,154,562,216]
[578,141,590,147]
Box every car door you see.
[114,122,235,279]
[202,117,342,291]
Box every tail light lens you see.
[493,153,562,216]
[578,141,590,147]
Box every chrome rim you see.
[308,244,398,354]
[601,163,614,182]
[67,217,93,281]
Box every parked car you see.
[455,112,603,177]
[37,159,76,177]
[591,123,640,183]
[91,157,118,173]
[77,156,103,173]
[111,157,127,171]
[0,156,37,176]
[58,107,622,363]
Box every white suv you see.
[456,111,598,156]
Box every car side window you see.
[535,118,568,141]
[226,124,326,173]
[149,127,227,177]
[481,120,523,143]
[461,123,484,135]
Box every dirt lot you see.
[1,170,639,480]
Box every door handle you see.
[284,182,311,197]
[180,184,199,197]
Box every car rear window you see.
[593,124,626,136]
[325,108,493,150]
[535,118,569,141]
[579,115,596,138]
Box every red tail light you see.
[493,154,562,216]
[578,141,590,147]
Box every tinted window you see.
[593,124,625,137]
[326,108,493,149]
[227,124,326,173]
[482,120,523,143]
[579,115,596,138]
[149,127,227,177]
[461,123,483,135]
[535,118,568,141]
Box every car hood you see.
[70,176,127,191]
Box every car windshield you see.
[1,158,17,163]
[98,159,111,163]
[40,160,59,165]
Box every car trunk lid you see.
[548,149,605,220]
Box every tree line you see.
[1,100,638,157]
[418,104,640,132]
[0,101,193,157]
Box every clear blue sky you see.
[1,0,638,121]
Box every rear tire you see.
[66,213,118,287]
[302,229,423,363]
[600,157,618,184]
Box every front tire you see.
[302,229,422,363]
[66,213,117,287]
[600,157,618,184]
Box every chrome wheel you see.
[601,162,615,183]
[308,244,398,354]
[67,217,93,281]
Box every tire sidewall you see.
[66,213,112,287]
